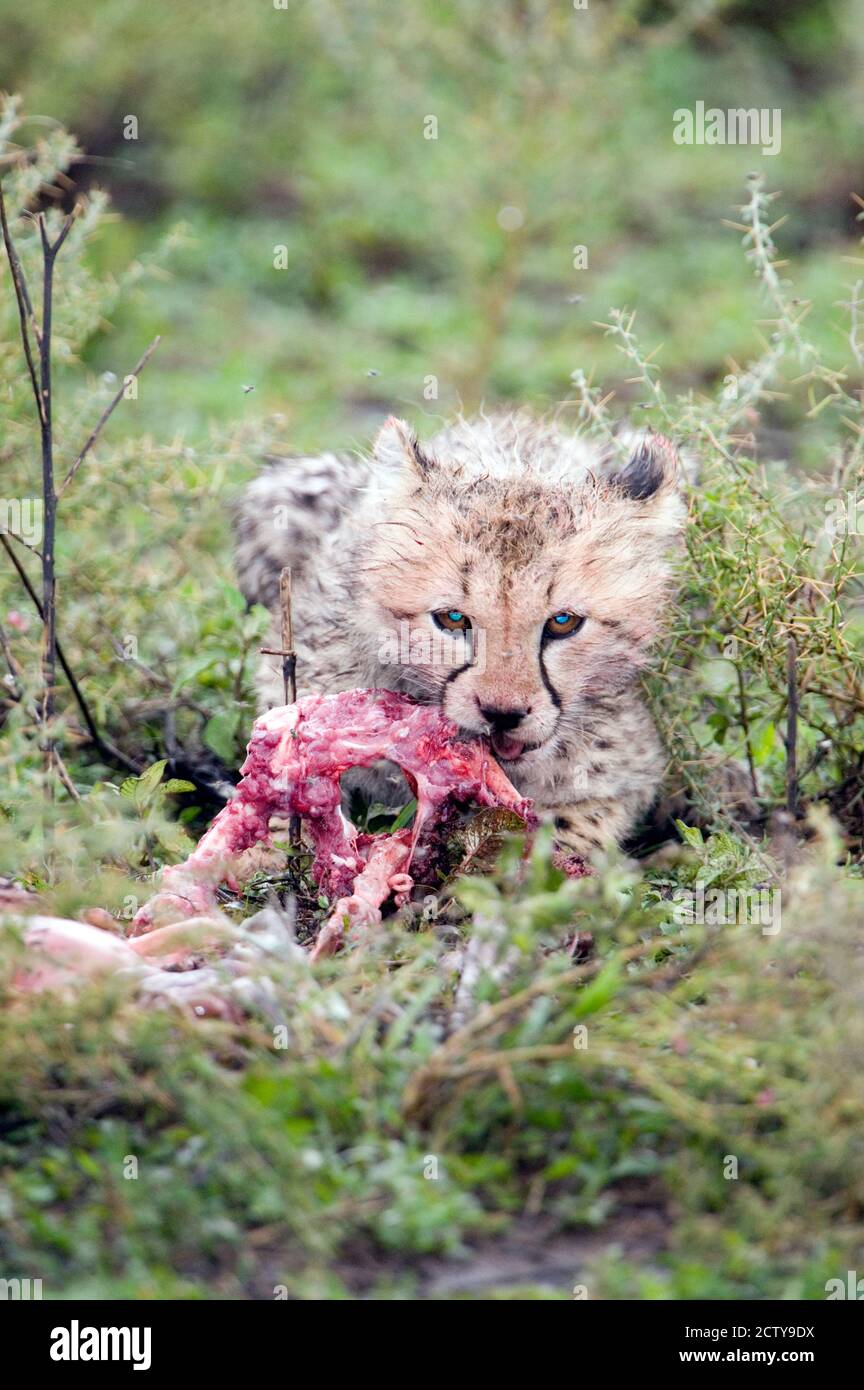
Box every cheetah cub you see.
[234,413,685,859]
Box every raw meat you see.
[10,911,298,1019]
[131,689,535,957]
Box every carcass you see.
[10,911,301,1020]
[131,688,535,959]
[5,691,537,1002]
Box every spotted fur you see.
[234,412,685,857]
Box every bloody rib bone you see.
[131,688,535,957]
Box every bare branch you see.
[786,637,799,818]
[260,567,301,846]
[58,336,161,496]
[735,662,759,799]
[38,207,75,261]
[36,211,60,778]
[0,180,45,425]
[0,532,142,774]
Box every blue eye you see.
[544,611,583,638]
[433,608,471,632]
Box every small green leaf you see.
[216,581,247,614]
[706,711,728,745]
[171,653,219,696]
[675,820,704,850]
[390,798,418,831]
[203,709,241,763]
[157,824,194,857]
[573,960,621,1018]
[135,760,168,802]
[750,721,776,767]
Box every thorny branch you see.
[0,175,160,795]
[0,533,142,774]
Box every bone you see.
[5,690,535,1006]
[131,689,534,959]
[308,828,413,962]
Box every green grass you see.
[75,209,860,450]
[2,824,862,1299]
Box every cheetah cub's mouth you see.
[488,732,541,763]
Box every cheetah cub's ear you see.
[372,416,434,483]
[605,430,686,539]
[607,430,681,500]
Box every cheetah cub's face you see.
[358,417,685,772]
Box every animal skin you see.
[234,412,685,858]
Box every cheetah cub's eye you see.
[544,611,584,638]
[432,608,472,632]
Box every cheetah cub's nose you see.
[478,705,530,732]
[478,703,532,762]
